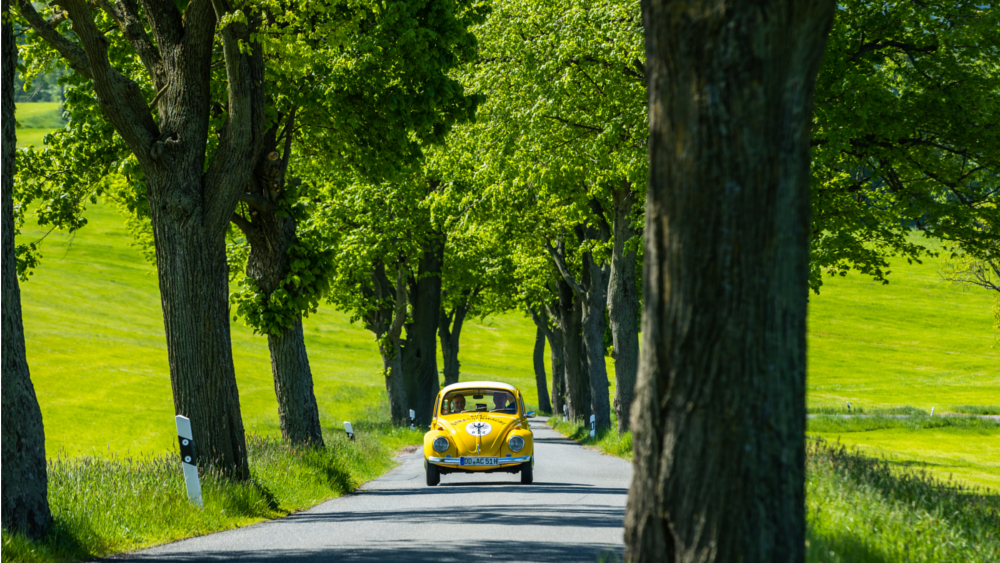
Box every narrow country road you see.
[124,421,632,562]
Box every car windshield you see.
[441,389,518,415]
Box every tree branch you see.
[238,192,275,212]
[542,238,585,296]
[230,212,252,235]
[95,0,165,87]
[16,0,93,79]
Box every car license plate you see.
[460,456,498,467]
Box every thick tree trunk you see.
[624,2,835,562]
[2,4,53,535]
[607,185,639,435]
[150,211,250,478]
[438,301,470,387]
[402,234,444,427]
[580,252,612,434]
[532,326,553,414]
[15,0,269,478]
[237,148,324,448]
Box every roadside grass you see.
[808,416,1000,490]
[952,405,1000,415]
[547,416,632,461]
[806,440,1000,563]
[1,419,423,563]
[807,405,929,416]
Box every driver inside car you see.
[492,391,516,413]
[450,395,466,413]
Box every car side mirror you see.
[525,411,536,418]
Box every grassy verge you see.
[548,419,1000,562]
[1,419,422,563]
[806,440,1000,563]
[808,415,1000,490]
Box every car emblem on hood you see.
[466,421,493,437]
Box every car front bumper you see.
[427,455,531,466]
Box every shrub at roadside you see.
[1,422,422,563]
[547,416,632,460]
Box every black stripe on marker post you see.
[179,436,196,465]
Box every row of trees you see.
[4,0,998,559]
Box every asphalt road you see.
[124,421,633,563]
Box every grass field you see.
[14,102,64,148]
[16,201,586,458]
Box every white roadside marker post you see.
[563,405,567,423]
[175,415,203,508]
[846,401,851,412]
[931,407,935,416]
[409,409,416,431]
[589,415,596,438]
[344,421,354,441]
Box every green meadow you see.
[14,103,64,148]
[17,201,570,458]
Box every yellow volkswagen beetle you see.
[423,381,535,486]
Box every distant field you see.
[15,102,64,147]
[808,242,998,413]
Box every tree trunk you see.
[151,210,250,478]
[378,339,408,426]
[15,0,269,478]
[624,2,835,562]
[402,234,444,427]
[237,145,324,448]
[546,323,565,416]
[438,300,470,387]
[607,185,639,435]
[532,326,553,414]
[557,278,591,423]
[365,261,409,425]
[2,3,53,535]
[580,251,612,434]
[266,319,324,446]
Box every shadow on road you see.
[272,503,625,529]
[124,539,622,562]
[359,483,627,497]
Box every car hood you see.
[439,412,520,455]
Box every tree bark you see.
[547,322,565,416]
[18,0,268,478]
[364,262,409,425]
[234,133,324,448]
[555,276,591,423]
[402,233,444,427]
[607,185,639,435]
[532,325,553,414]
[2,1,53,536]
[624,2,835,562]
[580,250,612,433]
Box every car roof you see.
[441,381,516,394]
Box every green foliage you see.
[951,405,1000,416]
[0,424,422,563]
[811,1,1000,290]
[805,440,1000,563]
[229,222,335,336]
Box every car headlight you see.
[509,435,525,452]
[432,436,450,453]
